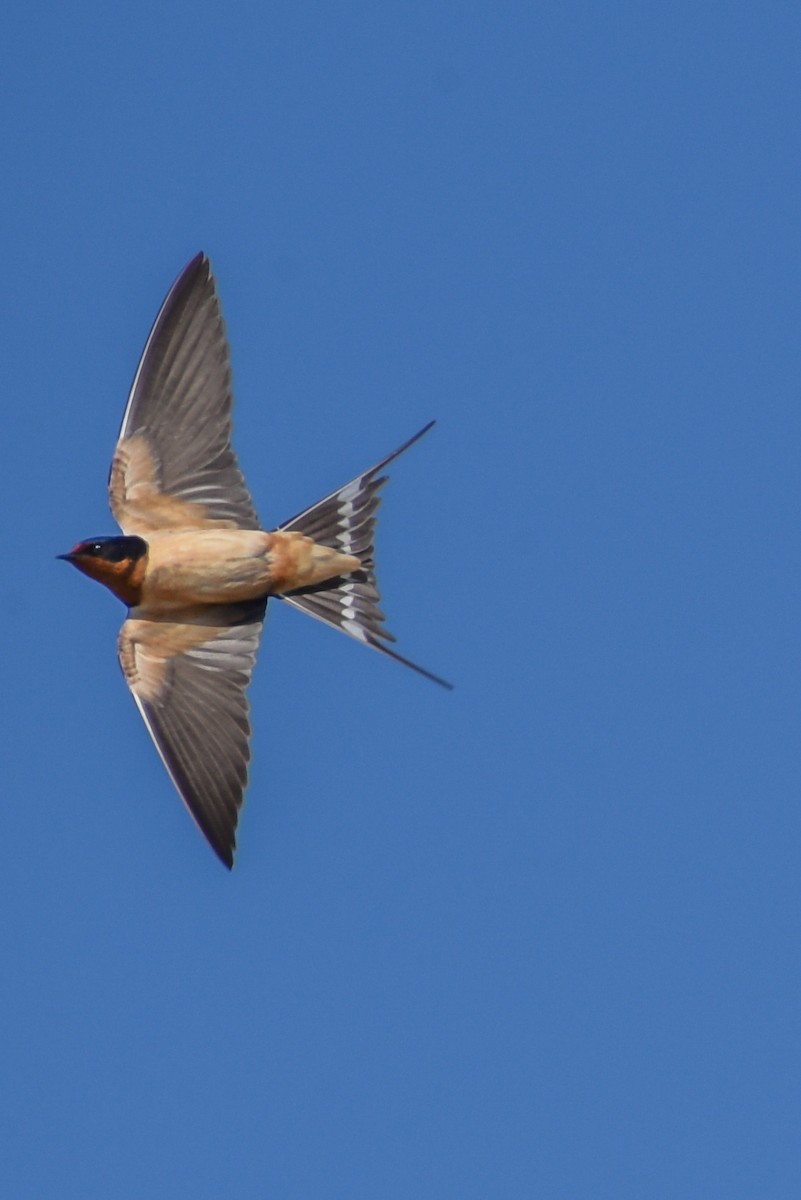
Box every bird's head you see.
[58,536,148,604]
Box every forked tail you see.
[276,421,452,689]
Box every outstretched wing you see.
[118,600,267,867]
[109,253,261,535]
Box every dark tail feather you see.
[277,422,453,690]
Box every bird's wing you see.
[118,599,267,867]
[109,253,260,535]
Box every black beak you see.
[57,553,77,562]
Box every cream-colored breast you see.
[141,529,276,606]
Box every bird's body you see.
[80,528,361,609]
[60,252,449,867]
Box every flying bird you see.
[60,253,451,868]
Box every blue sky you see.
[3,2,801,1195]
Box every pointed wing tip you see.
[168,252,210,297]
[200,824,237,870]
[182,250,210,283]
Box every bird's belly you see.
[141,530,275,606]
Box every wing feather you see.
[118,600,266,867]
[110,253,260,534]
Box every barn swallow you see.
[60,252,451,868]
